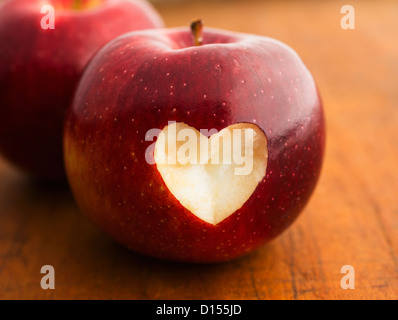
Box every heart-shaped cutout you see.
[154,122,268,225]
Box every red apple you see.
[64,21,325,263]
[0,0,164,179]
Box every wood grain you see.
[0,0,397,299]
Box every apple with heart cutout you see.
[64,20,325,262]
[0,0,164,179]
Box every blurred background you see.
[0,0,397,299]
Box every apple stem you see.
[190,19,203,46]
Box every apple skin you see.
[64,27,325,263]
[0,0,164,179]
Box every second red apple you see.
[0,0,164,179]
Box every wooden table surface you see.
[1,0,397,300]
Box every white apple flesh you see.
[155,122,268,225]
